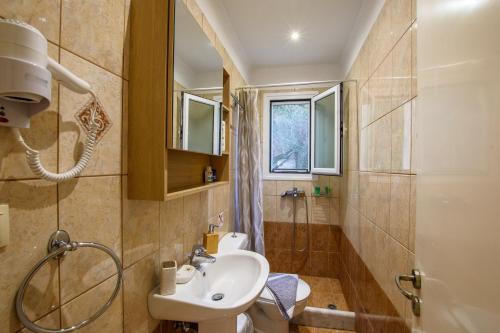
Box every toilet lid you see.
[259,278,311,303]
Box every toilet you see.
[219,232,311,333]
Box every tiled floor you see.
[290,275,354,333]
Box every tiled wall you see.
[0,1,243,332]
[264,222,341,278]
[339,0,418,332]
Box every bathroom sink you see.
[148,249,269,332]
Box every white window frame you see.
[311,85,342,175]
[263,91,318,181]
[182,92,221,155]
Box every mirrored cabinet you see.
[128,0,231,200]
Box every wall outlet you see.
[0,204,9,247]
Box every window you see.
[270,100,310,173]
[263,86,343,180]
[263,92,317,180]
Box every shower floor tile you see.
[290,275,353,333]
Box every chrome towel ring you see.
[15,230,123,333]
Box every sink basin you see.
[149,249,269,333]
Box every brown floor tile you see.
[290,275,354,332]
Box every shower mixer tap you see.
[281,187,306,198]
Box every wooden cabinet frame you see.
[128,0,231,200]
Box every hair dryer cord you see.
[12,91,99,183]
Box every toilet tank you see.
[218,232,249,252]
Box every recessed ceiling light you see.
[290,31,300,41]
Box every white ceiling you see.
[196,0,384,84]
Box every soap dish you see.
[176,265,196,284]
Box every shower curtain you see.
[235,89,264,255]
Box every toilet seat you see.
[258,278,310,304]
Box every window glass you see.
[270,100,310,173]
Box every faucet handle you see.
[191,244,207,256]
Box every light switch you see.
[0,204,9,247]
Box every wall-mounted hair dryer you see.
[0,19,100,182]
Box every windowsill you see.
[263,173,318,181]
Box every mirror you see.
[171,0,223,155]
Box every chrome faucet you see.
[281,187,306,198]
[188,245,216,269]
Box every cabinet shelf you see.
[166,181,229,201]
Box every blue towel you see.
[265,273,299,320]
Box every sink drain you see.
[211,293,224,301]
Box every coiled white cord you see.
[12,92,99,183]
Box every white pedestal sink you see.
[148,249,269,333]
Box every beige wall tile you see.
[0,43,59,180]
[372,225,390,288]
[61,275,123,333]
[409,175,416,252]
[294,180,312,196]
[263,180,276,196]
[182,193,207,255]
[122,178,160,268]
[390,0,412,44]
[19,309,60,332]
[359,125,372,171]
[123,253,160,333]
[346,170,360,210]
[58,176,122,303]
[369,4,392,75]
[373,115,392,172]
[329,177,341,198]
[276,180,294,196]
[361,115,392,172]
[0,0,61,44]
[263,195,276,222]
[412,0,417,22]
[330,198,340,225]
[159,197,186,265]
[59,50,123,176]
[391,102,412,173]
[374,174,391,232]
[0,180,58,333]
[372,55,393,121]
[344,204,361,253]
[360,78,372,128]
[212,185,228,216]
[160,242,185,267]
[389,175,411,247]
[123,0,131,80]
[392,30,412,109]
[359,43,370,86]
[122,80,128,174]
[160,198,184,245]
[61,0,125,75]
[312,197,330,224]
[276,197,293,223]
[359,216,376,272]
[411,98,418,174]
[411,21,418,98]
[359,172,377,222]
[385,239,409,317]
[295,196,312,223]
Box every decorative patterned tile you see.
[75,96,112,143]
